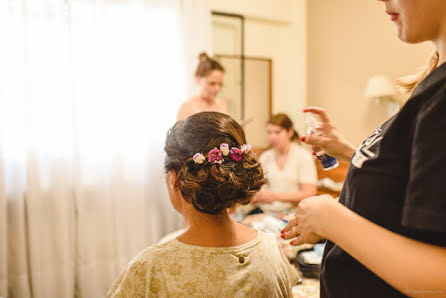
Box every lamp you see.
[365,75,400,116]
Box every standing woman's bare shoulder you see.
[176,98,196,121]
[218,98,229,114]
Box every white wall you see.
[210,0,308,134]
[210,0,436,146]
[210,0,302,24]
[307,0,434,145]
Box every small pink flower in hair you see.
[193,153,206,164]
[241,144,252,155]
[230,147,243,162]
[208,148,223,164]
[220,143,229,156]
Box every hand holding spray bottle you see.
[304,112,339,170]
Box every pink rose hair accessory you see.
[241,144,252,155]
[220,143,229,156]
[208,148,223,164]
[230,147,243,162]
[193,153,206,164]
[192,143,252,165]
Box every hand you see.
[252,190,277,204]
[281,195,339,246]
[302,107,356,161]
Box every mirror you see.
[212,12,272,148]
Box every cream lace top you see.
[108,230,299,297]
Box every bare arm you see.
[274,183,317,204]
[283,197,446,297]
[331,206,446,297]
[252,184,317,205]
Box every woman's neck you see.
[433,29,446,67]
[436,44,446,67]
[275,141,292,155]
[178,208,256,247]
[197,94,216,105]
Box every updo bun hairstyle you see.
[195,52,225,78]
[164,112,266,214]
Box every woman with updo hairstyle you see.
[176,52,228,121]
[108,112,299,297]
[253,113,317,211]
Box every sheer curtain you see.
[0,0,210,297]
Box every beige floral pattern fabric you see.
[108,231,299,297]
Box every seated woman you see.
[253,113,317,211]
[108,112,299,297]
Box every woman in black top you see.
[283,0,446,297]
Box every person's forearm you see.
[324,205,446,296]
[276,187,317,204]
[338,142,356,162]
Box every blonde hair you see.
[397,51,439,96]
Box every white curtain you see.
[0,0,210,297]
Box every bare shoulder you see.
[217,98,228,113]
[176,99,195,121]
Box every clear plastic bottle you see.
[304,112,339,170]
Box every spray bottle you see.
[304,112,339,170]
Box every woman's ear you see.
[168,170,179,190]
[166,170,185,214]
[288,128,295,139]
[194,75,201,85]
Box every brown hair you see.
[267,113,300,143]
[397,50,439,97]
[164,112,266,215]
[195,52,225,78]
